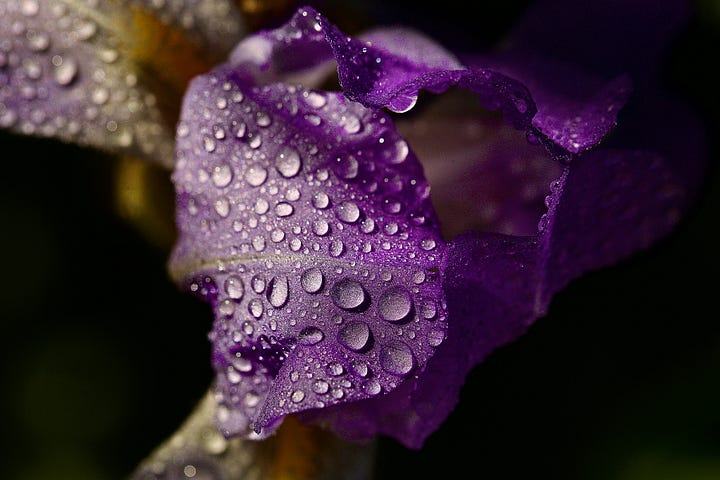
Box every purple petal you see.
[0,0,244,165]
[170,66,447,440]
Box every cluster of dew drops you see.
[173,64,449,428]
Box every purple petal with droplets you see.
[0,0,244,166]
[170,65,447,440]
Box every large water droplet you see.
[267,276,289,308]
[379,341,414,376]
[300,268,324,293]
[224,275,245,300]
[378,287,413,322]
[331,278,366,310]
[338,322,372,352]
[275,147,302,178]
[298,326,324,346]
[335,201,360,223]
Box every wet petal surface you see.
[170,66,448,439]
[0,0,244,166]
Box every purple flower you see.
[168,3,706,450]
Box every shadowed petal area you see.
[0,0,244,166]
[169,65,447,442]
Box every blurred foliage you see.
[0,1,719,479]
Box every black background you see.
[1,1,719,479]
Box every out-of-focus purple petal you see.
[170,65,447,443]
[0,0,244,166]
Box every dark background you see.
[1,1,719,479]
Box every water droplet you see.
[21,0,39,16]
[327,361,345,376]
[203,136,217,153]
[360,218,376,234]
[420,238,437,251]
[312,219,329,236]
[331,278,366,310]
[342,114,362,134]
[312,379,329,394]
[285,187,300,202]
[252,235,266,252]
[271,229,285,242]
[420,299,437,320]
[27,30,50,51]
[335,155,359,179]
[289,238,302,251]
[267,276,289,308]
[224,275,245,300]
[329,240,345,257]
[251,275,266,294]
[248,299,263,318]
[275,147,302,178]
[428,328,445,347]
[242,320,255,335]
[335,201,360,223]
[245,391,260,407]
[378,287,413,322]
[300,268,324,293]
[213,197,230,217]
[245,163,268,187]
[413,271,426,284]
[212,164,233,187]
[305,91,327,108]
[298,326,324,345]
[383,222,398,236]
[361,378,381,396]
[291,390,305,403]
[92,87,109,105]
[338,322,371,352]
[53,57,78,86]
[389,139,409,164]
[253,198,269,215]
[312,192,330,209]
[256,111,272,127]
[218,299,234,316]
[379,341,414,376]
[350,360,369,378]
[275,202,294,217]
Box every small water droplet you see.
[420,299,437,320]
[275,202,294,217]
[338,322,372,352]
[242,320,255,335]
[335,155,359,179]
[420,238,437,251]
[256,111,272,127]
[253,198,269,215]
[248,299,263,318]
[312,379,329,394]
[428,328,445,347]
[305,91,327,108]
[224,275,245,300]
[245,163,268,187]
[298,326,324,345]
[312,192,330,209]
[360,218,376,234]
[335,201,360,223]
[214,197,230,217]
[27,30,50,51]
[312,219,329,236]
[291,390,305,403]
[329,240,345,257]
[379,341,414,376]
[267,276,289,308]
[342,114,362,134]
[327,361,345,376]
[361,378,381,396]
[212,164,233,187]
[251,275,266,294]
[300,268,324,293]
[53,57,78,86]
[351,360,369,378]
[21,0,39,16]
[203,136,216,152]
[275,147,302,178]
[271,229,285,242]
[413,271,426,284]
[252,235,266,251]
[218,299,234,316]
[331,278,366,310]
